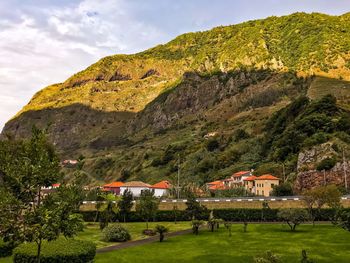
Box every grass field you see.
[94,224,350,263]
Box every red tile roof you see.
[209,183,226,190]
[122,181,151,187]
[243,175,257,181]
[103,181,124,188]
[255,174,280,180]
[151,180,171,189]
[232,171,250,177]
[52,183,60,188]
[207,180,223,185]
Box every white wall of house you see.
[120,186,149,197]
[153,188,168,197]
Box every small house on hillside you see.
[151,180,171,197]
[120,181,151,197]
[254,174,280,197]
[103,181,124,195]
[227,171,252,187]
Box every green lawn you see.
[95,224,350,263]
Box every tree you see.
[185,194,207,220]
[96,193,120,230]
[155,225,169,242]
[303,185,342,225]
[207,211,223,232]
[118,189,133,222]
[135,189,159,229]
[224,222,232,237]
[0,128,84,262]
[335,209,350,232]
[271,183,294,196]
[277,209,309,231]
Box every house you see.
[227,171,252,188]
[243,175,257,193]
[103,181,124,195]
[151,180,171,197]
[207,180,226,191]
[254,174,280,197]
[120,181,151,197]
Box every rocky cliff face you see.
[295,142,349,191]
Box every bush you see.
[0,240,15,258]
[80,208,350,222]
[271,183,294,196]
[101,224,131,242]
[142,229,156,236]
[316,157,337,171]
[13,239,96,263]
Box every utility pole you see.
[177,154,180,200]
[343,148,348,192]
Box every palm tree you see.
[155,225,169,242]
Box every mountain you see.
[2,12,350,190]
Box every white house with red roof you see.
[151,180,171,197]
[120,181,152,197]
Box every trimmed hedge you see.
[13,239,96,263]
[80,208,350,222]
[0,240,15,258]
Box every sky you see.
[0,0,349,130]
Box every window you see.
[262,190,264,195]
[271,183,275,187]
[257,190,259,195]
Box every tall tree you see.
[118,189,133,223]
[96,193,120,230]
[0,128,84,262]
[135,189,159,229]
[185,194,207,220]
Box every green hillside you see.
[2,12,350,189]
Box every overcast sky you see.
[0,0,349,130]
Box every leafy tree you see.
[316,157,337,171]
[135,189,159,229]
[118,189,133,222]
[336,210,350,232]
[303,185,342,225]
[0,128,84,262]
[207,211,223,232]
[155,225,169,242]
[271,183,294,196]
[185,194,207,220]
[96,193,120,230]
[277,209,309,231]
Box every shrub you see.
[271,183,294,196]
[316,157,337,171]
[101,224,131,242]
[254,251,281,263]
[13,239,96,263]
[0,240,15,258]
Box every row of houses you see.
[102,180,171,197]
[207,170,280,197]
